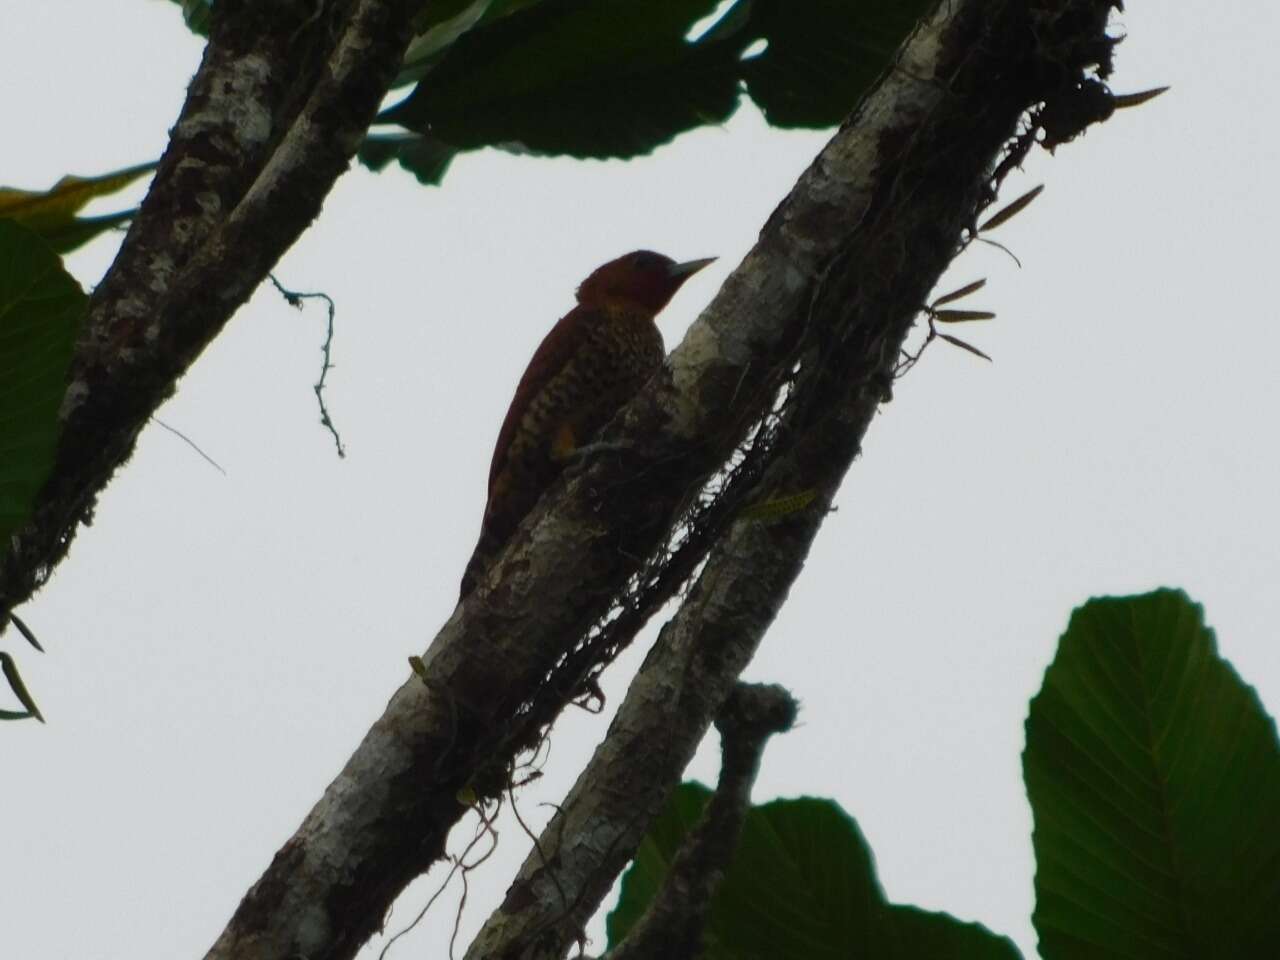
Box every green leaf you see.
[380,0,737,159]
[0,651,44,722]
[609,783,1020,959]
[36,210,137,256]
[367,0,931,181]
[740,0,928,127]
[888,905,1024,960]
[0,220,86,548]
[400,0,505,87]
[8,612,43,652]
[357,134,458,187]
[0,162,154,255]
[610,781,712,943]
[1024,589,1280,959]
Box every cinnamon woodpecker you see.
[459,250,715,599]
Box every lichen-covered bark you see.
[0,0,416,618]
[195,3,1127,959]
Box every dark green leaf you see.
[381,0,737,159]
[0,220,86,548]
[609,781,712,943]
[978,185,1045,233]
[741,0,928,127]
[937,332,992,362]
[39,210,136,256]
[931,278,988,309]
[1024,589,1280,959]
[399,0,540,87]
[933,309,996,323]
[0,651,44,722]
[609,783,1019,958]
[368,0,931,181]
[8,612,43,652]
[357,134,458,187]
[888,905,1023,960]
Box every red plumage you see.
[460,250,714,599]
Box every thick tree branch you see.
[0,0,416,617]
[608,684,799,960]
[197,4,1127,959]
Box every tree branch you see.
[0,0,416,617]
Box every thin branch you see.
[268,273,346,458]
[150,417,228,475]
[376,803,500,960]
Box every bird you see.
[459,250,715,599]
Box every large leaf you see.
[1024,589,1280,959]
[0,162,154,254]
[365,0,932,183]
[399,0,543,87]
[608,783,1020,959]
[0,219,86,547]
[741,0,928,127]
[380,0,735,158]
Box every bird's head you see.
[576,250,716,313]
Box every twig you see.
[150,416,227,475]
[376,801,500,960]
[268,273,346,458]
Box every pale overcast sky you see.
[4,3,1278,959]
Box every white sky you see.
[4,3,1278,958]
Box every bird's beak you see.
[666,257,717,278]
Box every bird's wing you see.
[486,304,597,494]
